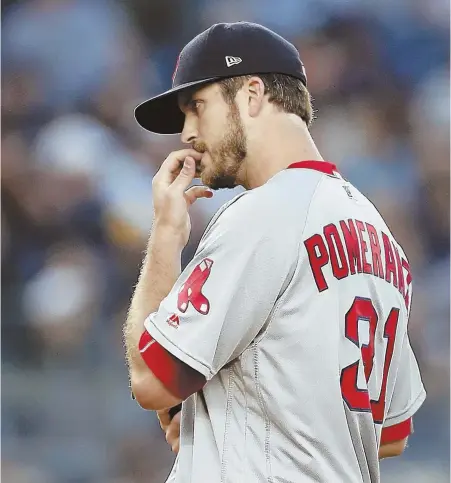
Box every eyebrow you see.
[178,87,198,110]
[179,93,191,109]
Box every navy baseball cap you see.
[135,22,307,135]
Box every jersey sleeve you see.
[143,192,299,381]
[381,333,426,444]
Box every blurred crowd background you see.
[1,1,449,482]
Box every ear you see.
[246,77,265,118]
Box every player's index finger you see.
[158,149,202,183]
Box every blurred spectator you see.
[3,0,144,108]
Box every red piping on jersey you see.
[380,418,412,444]
[287,160,338,175]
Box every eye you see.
[190,100,203,113]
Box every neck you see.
[240,114,324,189]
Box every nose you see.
[181,115,198,145]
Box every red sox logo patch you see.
[177,258,213,315]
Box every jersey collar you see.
[287,160,338,175]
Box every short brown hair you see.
[218,73,314,126]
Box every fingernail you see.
[183,157,194,170]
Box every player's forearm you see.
[124,223,183,373]
[378,438,407,460]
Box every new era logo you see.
[225,56,242,67]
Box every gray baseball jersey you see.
[144,161,426,483]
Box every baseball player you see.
[124,22,426,482]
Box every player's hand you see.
[157,407,181,454]
[152,149,213,247]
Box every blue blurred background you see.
[1,1,449,482]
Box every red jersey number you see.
[341,297,400,424]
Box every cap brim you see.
[134,77,219,135]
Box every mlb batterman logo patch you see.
[177,258,213,315]
[167,314,180,328]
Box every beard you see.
[193,103,247,190]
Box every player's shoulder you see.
[241,167,323,220]
[202,191,249,237]
[214,191,249,219]
[207,169,322,235]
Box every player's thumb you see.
[172,156,196,191]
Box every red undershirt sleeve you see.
[138,330,206,400]
[380,417,413,445]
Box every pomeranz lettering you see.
[340,220,362,275]
[355,220,372,275]
[304,234,330,292]
[366,223,384,279]
[382,233,398,288]
[304,220,411,309]
[402,258,412,312]
[324,224,349,280]
[392,244,405,299]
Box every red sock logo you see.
[177,258,213,315]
